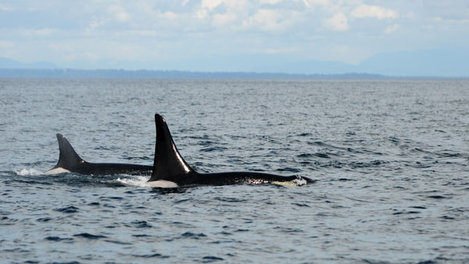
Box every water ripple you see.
[73,233,107,240]
[2,79,469,264]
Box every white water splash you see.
[14,168,42,176]
[116,176,151,187]
[272,178,308,187]
[292,178,308,186]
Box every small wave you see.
[116,176,150,187]
[200,146,228,152]
[427,195,449,199]
[73,233,107,240]
[276,167,301,173]
[201,256,224,263]
[292,202,310,207]
[131,220,153,228]
[45,236,73,242]
[132,253,170,259]
[14,168,42,176]
[181,232,207,239]
[55,206,79,214]
[214,197,246,203]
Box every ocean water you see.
[1,79,469,264]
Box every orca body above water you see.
[46,133,152,175]
[148,114,315,188]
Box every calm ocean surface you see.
[1,79,468,264]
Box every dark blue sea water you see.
[1,79,469,264]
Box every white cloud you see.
[108,5,130,23]
[87,19,107,32]
[163,11,179,20]
[117,30,158,37]
[212,13,237,27]
[302,0,329,8]
[433,17,469,24]
[0,3,15,11]
[263,47,298,54]
[196,0,249,23]
[196,9,209,19]
[19,28,57,37]
[351,5,398,20]
[85,4,132,33]
[200,0,224,11]
[0,40,15,48]
[384,24,400,34]
[260,0,283,4]
[324,13,349,31]
[243,9,293,31]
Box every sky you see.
[1,0,469,76]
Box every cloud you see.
[351,5,398,20]
[384,24,399,34]
[0,3,15,11]
[19,28,57,37]
[324,13,349,31]
[0,40,15,48]
[263,47,299,54]
[212,12,238,27]
[242,9,294,31]
[2,0,468,73]
[259,0,283,4]
[163,11,179,20]
[85,4,132,32]
[108,5,130,23]
[302,0,329,8]
[87,19,107,32]
[196,0,249,24]
[200,0,225,11]
[191,0,298,32]
[433,17,469,24]
[116,30,158,37]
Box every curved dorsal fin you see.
[149,114,194,182]
[53,133,85,170]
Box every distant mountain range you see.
[1,48,468,78]
[0,68,388,79]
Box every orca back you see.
[148,114,315,187]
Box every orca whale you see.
[148,114,315,187]
[45,133,152,175]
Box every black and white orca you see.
[46,133,152,175]
[148,114,315,188]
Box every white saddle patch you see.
[147,180,179,188]
[44,167,71,175]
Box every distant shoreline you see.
[0,68,466,79]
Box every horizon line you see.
[0,68,468,79]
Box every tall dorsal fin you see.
[149,114,194,182]
[53,133,85,170]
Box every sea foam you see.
[14,168,42,176]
